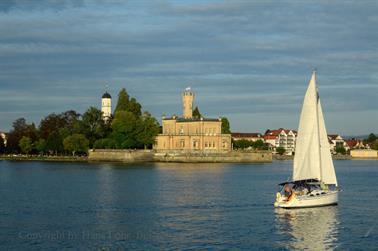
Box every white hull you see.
[274,190,338,209]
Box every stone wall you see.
[154,150,271,163]
[88,149,154,162]
[88,149,272,163]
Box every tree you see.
[94,138,117,149]
[6,118,37,153]
[39,111,79,140]
[371,139,378,150]
[77,107,110,148]
[233,139,253,149]
[63,134,89,156]
[35,139,47,154]
[19,136,33,155]
[276,147,286,155]
[129,97,142,117]
[61,110,80,132]
[136,112,160,149]
[111,111,139,149]
[193,106,201,119]
[114,88,130,114]
[367,133,377,143]
[221,117,231,134]
[335,146,346,155]
[252,139,265,150]
[46,131,64,155]
[39,113,67,139]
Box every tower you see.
[101,91,112,122]
[182,87,194,119]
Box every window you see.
[180,127,184,135]
[180,140,185,148]
[193,140,197,148]
[222,141,227,148]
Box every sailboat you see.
[274,71,339,208]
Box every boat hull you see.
[274,190,338,209]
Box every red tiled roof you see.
[265,128,297,136]
[264,135,277,140]
[345,139,364,148]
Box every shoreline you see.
[1,154,376,163]
[0,155,88,162]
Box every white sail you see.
[317,99,338,185]
[293,71,337,185]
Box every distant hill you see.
[342,134,378,140]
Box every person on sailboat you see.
[284,184,292,198]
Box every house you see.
[328,134,347,153]
[345,138,367,150]
[231,132,263,142]
[0,131,7,146]
[264,128,297,155]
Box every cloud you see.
[0,0,84,12]
[0,0,377,135]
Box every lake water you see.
[0,160,377,250]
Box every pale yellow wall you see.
[155,119,231,152]
[350,149,378,158]
[182,91,194,119]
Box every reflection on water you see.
[275,206,339,250]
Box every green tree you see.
[46,131,64,155]
[233,139,253,149]
[221,117,231,134]
[335,146,346,155]
[367,133,377,142]
[35,139,47,154]
[136,112,161,149]
[193,106,201,119]
[371,139,378,150]
[111,111,139,148]
[19,136,33,155]
[63,134,89,156]
[276,147,286,155]
[6,118,37,153]
[252,139,265,150]
[114,88,130,114]
[94,138,117,149]
[77,107,110,148]
[129,97,142,117]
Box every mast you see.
[314,71,323,181]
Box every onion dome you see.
[102,92,111,99]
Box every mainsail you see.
[293,71,338,186]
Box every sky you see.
[0,0,377,136]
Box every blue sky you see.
[0,0,377,135]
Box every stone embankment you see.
[273,154,352,160]
[88,149,272,163]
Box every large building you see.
[264,128,297,155]
[101,91,112,122]
[154,87,232,152]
